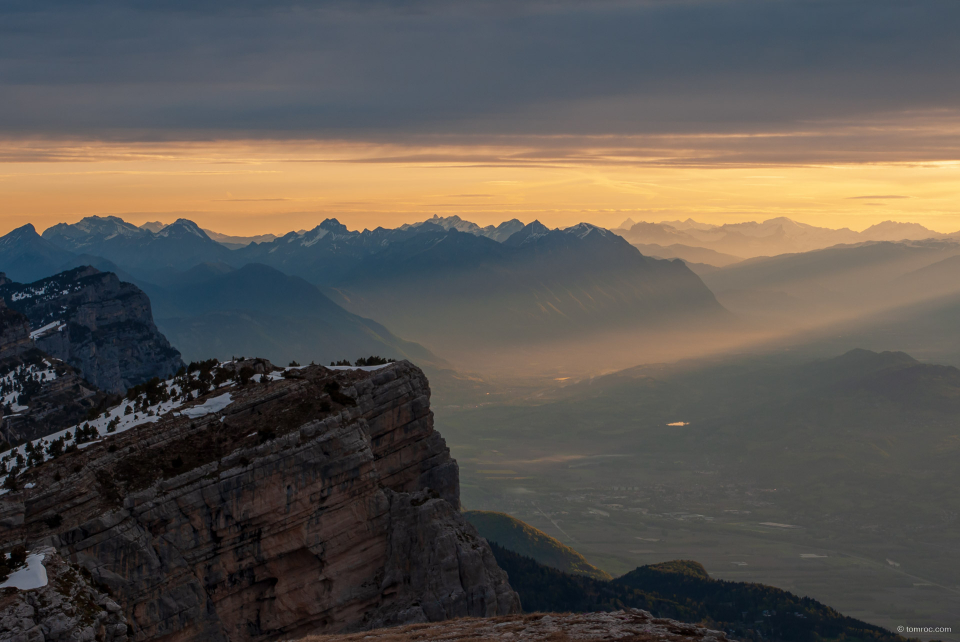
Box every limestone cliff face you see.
[0,361,519,640]
[0,267,183,393]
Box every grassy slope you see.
[464,510,611,580]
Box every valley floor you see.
[434,376,960,642]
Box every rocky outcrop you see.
[0,549,130,642]
[0,294,114,446]
[0,299,30,361]
[0,361,519,640]
[0,354,112,446]
[301,610,732,641]
[0,267,183,393]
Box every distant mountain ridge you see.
[31,213,954,278]
[701,238,960,324]
[43,216,234,274]
[615,216,950,259]
[630,243,743,268]
[0,224,76,283]
[202,229,280,249]
[400,215,525,242]
[137,220,282,250]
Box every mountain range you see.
[10,212,960,373]
[700,238,960,325]
[322,222,727,361]
[0,224,76,283]
[42,216,235,277]
[615,217,952,260]
[231,219,728,367]
[0,222,443,368]
[0,215,729,372]
[399,214,526,242]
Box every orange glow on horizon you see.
[1,139,959,236]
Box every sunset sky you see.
[3,0,959,236]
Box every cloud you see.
[0,0,958,161]
[213,198,291,202]
[847,195,911,200]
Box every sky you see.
[2,0,960,236]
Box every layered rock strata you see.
[0,361,518,640]
[0,267,183,393]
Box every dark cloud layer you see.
[1,0,959,146]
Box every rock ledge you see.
[300,609,732,641]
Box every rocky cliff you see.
[0,299,31,361]
[0,296,114,446]
[0,360,519,640]
[0,267,183,393]
[0,351,113,446]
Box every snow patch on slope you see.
[325,364,392,372]
[180,392,233,418]
[0,550,51,590]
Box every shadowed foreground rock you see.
[0,549,129,641]
[300,610,732,641]
[0,361,518,640]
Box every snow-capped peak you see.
[300,227,329,247]
[158,219,209,239]
[564,223,610,239]
[74,216,146,240]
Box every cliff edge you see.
[0,360,519,640]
